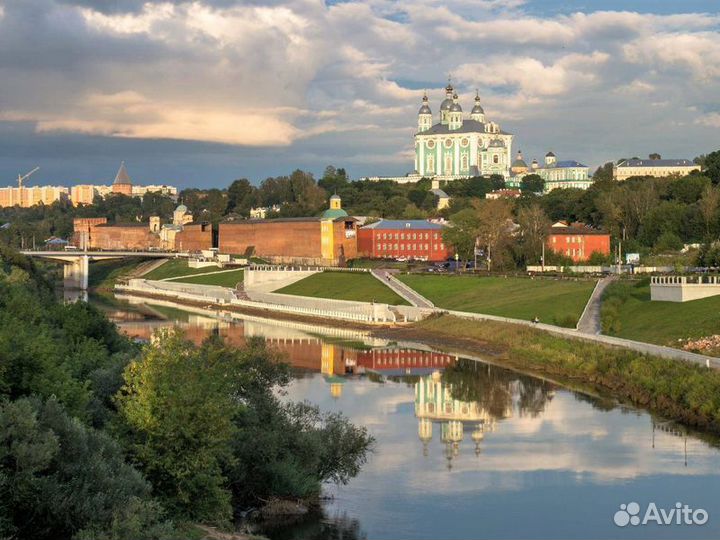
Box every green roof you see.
[321,208,349,219]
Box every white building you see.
[414,84,513,179]
[613,158,700,181]
[507,151,592,192]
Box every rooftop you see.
[618,158,696,168]
[417,119,510,136]
[550,221,608,235]
[362,219,445,231]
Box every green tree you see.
[117,330,240,523]
[703,149,720,185]
[517,203,551,265]
[699,185,720,236]
[227,178,257,216]
[592,162,614,182]
[443,208,479,263]
[0,397,176,540]
[520,174,544,193]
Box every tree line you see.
[0,245,373,539]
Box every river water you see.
[97,293,720,540]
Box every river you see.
[95,292,720,540]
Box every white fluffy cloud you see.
[0,0,719,175]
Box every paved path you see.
[576,276,617,334]
[371,269,435,308]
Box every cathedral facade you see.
[414,84,513,179]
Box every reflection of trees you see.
[256,509,366,540]
[442,359,555,418]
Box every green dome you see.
[321,208,349,219]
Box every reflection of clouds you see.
[285,374,720,500]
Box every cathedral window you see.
[427,155,435,173]
[461,154,468,170]
[445,155,453,174]
[493,155,499,164]
[427,139,435,149]
[461,138,469,147]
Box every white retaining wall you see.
[244,267,320,292]
[650,275,720,302]
[118,279,401,324]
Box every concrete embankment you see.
[116,278,432,324]
[115,277,720,369]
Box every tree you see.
[318,166,349,194]
[649,153,662,160]
[443,208,479,263]
[699,185,720,236]
[592,162,614,182]
[668,174,710,204]
[0,397,176,540]
[703,149,720,185]
[517,204,551,265]
[227,178,257,216]
[488,174,506,191]
[117,329,240,523]
[520,174,544,193]
[473,198,514,270]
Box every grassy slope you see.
[276,272,410,306]
[143,259,236,281]
[604,280,720,346]
[398,274,596,327]
[413,314,720,432]
[171,269,245,288]
[89,257,148,289]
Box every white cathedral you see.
[414,83,513,179]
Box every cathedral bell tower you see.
[417,92,432,132]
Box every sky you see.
[0,0,718,189]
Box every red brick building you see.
[218,196,357,266]
[357,219,451,262]
[175,223,212,252]
[546,221,610,262]
[219,217,357,265]
[72,215,212,252]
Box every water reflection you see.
[101,295,720,540]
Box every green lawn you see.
[142,259,239,280]
[275,272,410,306]
[171,269,245,288]
[602,280,720,349]
[398,274,596,327]
[89,257,148,289]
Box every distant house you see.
[486,189,521,200]
[546,221,610,263]
[613,158,700,180]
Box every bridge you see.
[20,250,191,290]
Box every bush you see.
[0,398,176,540]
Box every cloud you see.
[695,113,720,128]
[0,0,719,182]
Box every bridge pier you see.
[63,255,89,290]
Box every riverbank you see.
[114,284,720,436]
[387,314,720,434]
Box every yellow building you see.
[0,185,69,208]
[614,158,700,181]
[70,185,99,206]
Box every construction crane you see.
[17,167,39,188]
